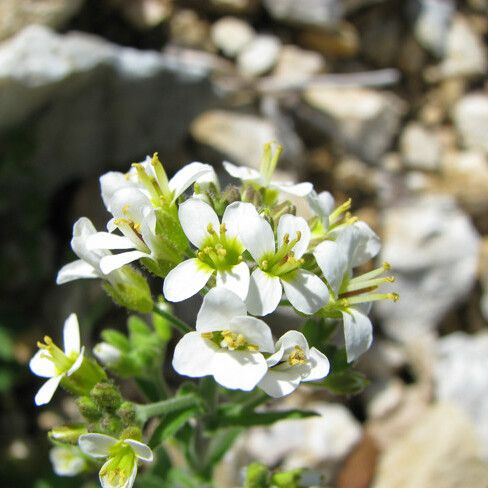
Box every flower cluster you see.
[30,143,396,487]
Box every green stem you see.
[153,304,192,334]
[238,390,270,411]
[136,394,202,424]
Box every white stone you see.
[211,16,255,58]
[376,195,480,341]
[245,403,362,468]
[237,35,281,77]
[304,86,405,162]
[263,0,343,29]
[453,93,488,154]
[273,44,325,82]
[400,122,442,171]
[435,333,488,458]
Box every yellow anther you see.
[217,248,227,257]
[197,251,206,260]
[283,233,290,245]
[207,223,216,235]
[204,246,213,254]
[288,346,306,366]
[132,222,141,233]
[122,204,130,215]
[385,276,395,283]
[201,332,213,340]
[261,259,269,270]
[383,262,391,270]
[114,217,130,226]
[150,152,160,166]
[389,293,400,302]
[238,255,243,262]
[220,223,227,234]
[295,231,302,241]
[221,330,247,350]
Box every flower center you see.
[102,444,136,486]
[37,336,76,374]
[287,346,306,366]
[260,231,304,277]
[202,330,258,352]
[196,223,244,272]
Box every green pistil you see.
[260,142,283,185]
[37,336,74,374]
[150,152,171,199]
[260,231,304,277]
[196,223,244,272]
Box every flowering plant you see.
[30,143,397,487]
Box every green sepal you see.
[101,329,131,352]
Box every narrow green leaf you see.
[150,407,200,447]
[203,427,242,472]
[314,370,369,395]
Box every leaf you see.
[315,370,369,395]
[166,468,210,488]
[152,310,172,342]
[244,463,271,488]
[203,428,242,473]
[101,329,130,352]
[150,406,200,447]
[128,315,151,339]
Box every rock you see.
[273,45,325,82]
[376,195,480,341]
[372,404,488,488]
[303,87,405,162]
[118,0,172,29]
[0,25,218,196]
[245,403,362,468]
[211,16,255,58]
[481,238,488,322]
[206,0,260,15]
[237,35,281,77]
[169,9,212,50]
[400,122,442,171]
[413,0,455,57]
[441,150,488,214]
[191,110,302,171]
[453,93,488,154]
[263,0,343,29]
[435,333,488,458]
[0,0,84,41]
[428,15,487,80]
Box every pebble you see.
[237,35,282,77]
[211,16,255,58]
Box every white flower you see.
[307,190,335,231]
[93,342,122,368]
[56,218,126,285]
[50,446,87,476]
[79,433,153,488]
[313,223,390,362]
[238,212,329,316]
[163,199,260,302]
[258,331,330,398]
[172,288,274,391]
[29,314,84,406]
[223,160,313,197]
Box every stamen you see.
[220,223,227,234]
[329,198,352,223]
[346,276,395,293]
[288,346,306,366]
[150,152,170,196]
[344,293,399,306]
[207,223,216,235]
[349,262,392,283]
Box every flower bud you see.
[77,396,102,422]
[100,414,122,436]
[120,426,142,442]
[117,402,136,425]
[49,425,87,445]
[90,381,122,412]
[93,342,122,368]
[222,184,241,204]
[241,185,262,207]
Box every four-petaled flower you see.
[79,433,153,488]
[49,446,88,477]
[258,331,330,398]
[172,287,274,390]
[239,212,330,316]
[163,199,260,302]
[29,314,85,406]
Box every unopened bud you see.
[77,396,102,422]
[120,426,142,442]
[100,414,122,436]
[117,402,136,425]
[222,184,241,204]
[90,381,122,412]
[49,425,87,445]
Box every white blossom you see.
[49,446,87,476]
[172,288,274,391]
[29,314,84,406]
[258,331,330,398]
[79,433,153,488]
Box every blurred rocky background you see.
[1,0,488,487]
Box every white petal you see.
[235,212,275,262]
[272,181,313,197]
[100,171,134,211]
[350,221,381,267]
[178,199,220,248]
[308,190,335,222]
[169,162,213,201]
[303,347,330,382]
[223,161,261,182]
[56,260,99,284]
[29,350,56,378]
[172,332,216,377]
[78,433,117,458]
[63,313,80,356]
[72,217,97,238]
[35,375,63,406]
[277,215,310,259]
[93,342,122,367]
[67,347,85,376]
[211,350,267,391]
[342,309,373,363]
[86,232,135,250]
[265,343,285,368]
[313,240,348,295]
[222,201,262,242]
[99,251,149,274]
[163,259,213,302]
[196,287,247,332]
[246,268,282,316]
[281,269,329,315]
[124,440,153,462]
[258,369,302,398]
[100,456,138,488]
[228,316,275,353]
[275,330,310,356]
[216,262,250,300]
